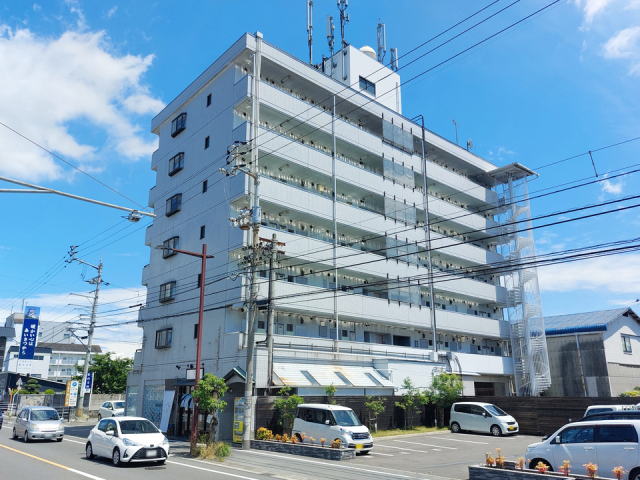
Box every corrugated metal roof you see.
[273,364,393,388]
[545,308,639,336]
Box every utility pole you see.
[67,247,102,418]
[154,243,214,449]
[265,234,284,389]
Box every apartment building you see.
[127,32,550,429]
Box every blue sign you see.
[85,372,93,391]
[19,309,39,360]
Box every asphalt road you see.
[0,415,543,480]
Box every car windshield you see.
[485,405,508,417]
[119,420,159,434]
[30,409,59,421]
[113,402,125,409]
[332,409,361,427]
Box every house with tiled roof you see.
[544,307,640,397]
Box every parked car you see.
[0,412,3,430]
[292,404,373,453]
[450,402,519,436]
[12,407,64,442]
[85,416,169,467]
[584,405,638,417]
[527,420,640,478]
[98,401,125,420]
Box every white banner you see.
[16,359,32,374]
[159,390,175,433]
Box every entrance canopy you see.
[273,364,394,388]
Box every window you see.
[33,355,44,361]
[623,335,632,353]
[168,153,184,176]
[194,323,199,339]
[204,136,210,149]
[202,180,208,193]
[597,425,638,443]
[469,405,487,416]
[200,225,206,239]
[63,333,70,339]
[171,113,187,137]
[32,374,42,378]
[454,404,471,414]
[206,94,211,107]
[319,325,328,337]
[159,281,176,302]
[155,328,173,348]
[286,324,294,335]
[257,320,265,331]
[359,76,375,95]
[558,426,595,444]
[166,193,182,216]
[163,236,179,258]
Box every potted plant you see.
[517,458,526,470]
[331,439,341,449]
[558,460,571,476]
[613,466,626,480]
[583,463,598,479]
[495,448,505,468]
[281,433,289,443]
[485,453,495,467]
[320,438,326,447]
[274,434,282,442]
[535,461,550,474]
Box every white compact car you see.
[98,401,125,420]
[292,404,373,453]
[86,416,169,467]
[450,402,519,436]
[526,420,640,478]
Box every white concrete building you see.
[127,32,550,430]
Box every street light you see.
[155,244,214,450]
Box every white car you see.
[292,404,373,453]
[98,401,125,420]
[450,402,519,436]
[85,416,169,467]
[526,420,640,478]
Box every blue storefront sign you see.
[85,372,93,391]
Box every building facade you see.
[127,32,550,430]
[545,308,640,397]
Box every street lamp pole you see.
[155,244,214,450]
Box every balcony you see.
[141,264,150,287]
[145,225,152,247]
[147,186,156,210]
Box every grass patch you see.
[371,426,449,438]
[191,441,231,461]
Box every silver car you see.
[12,406,64,442]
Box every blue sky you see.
[1,0,639,356]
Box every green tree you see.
[44,389,55,395]
[364,395,385,431]
[427,372,463,427]
[395,377,428,429]
[20,378,42,394]
[324,384,337,404]
[191,373,228,445]
[75,352,133,394]
[273,386,304,435]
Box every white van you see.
[584,405,639,417]
[526,420,640,478]
[450,402,519,436]
[292,404,373,453]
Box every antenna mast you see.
[452,119,460,145]
[307,1,313,65]
[390,47,399,71]
[327,15,335,75]
[338,0,349,49]
[377,21,386,63]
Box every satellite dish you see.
[466,138,473,151]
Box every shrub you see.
[44,389,55,395]
[193,442,231,461]
[256,427,273,441]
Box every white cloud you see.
[603,26,640,58]
[538,253,640,294]
[33,4,41,12]
[107,7,118,18]
[574,0,616,26]
[601,177,625,194]
[0,24,163,182]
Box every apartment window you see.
[168,152,184,176]
[163,236,179,258]
[33,355,44,361]
[623,335,633,354]
[204,136,210,149]
[197,273,202,288]
[257,320,265,332]
[200,225,206,239]
[359,76,375,96]
[202,180,208,193]
[32,374,42,378]
[194,323,199,339]
[171,113,187,137]
[166,193,182,216]
[159,281,176,302]
[286,324,294,335]
[63,333,70,339]
[155,328,172,348]
[206,94,212,107]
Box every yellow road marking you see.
[0,442,70,469]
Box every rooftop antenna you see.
[307,1,313,65]
[467,138,473,151]
[338,0,349,49]
[390,47,398,71]
[377,21,386,63]
[327,15,335,63]
[452,118,460,145]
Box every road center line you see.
[429,437,488,445]
[0,443,106,480]
[393,440,457,450]
[167,460,261,479]
[234,449,423,478]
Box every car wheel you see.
[97,414,102,421]
[451,422,461,433]
[629,467,640,480]
[529,458,552,471]
[294,433,302,442]
[23,431,30,443]
[112,448,122,467]
[56,437,63,442]
[12,428,17,439]
[490,425,502,437]
[86,442,95,459]
[157,460,166,465]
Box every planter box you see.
[250,440,356,461]
[470,465,612,480]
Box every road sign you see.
[64,381,71,407]
[82,372,93,395]
[66,380,79,407]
